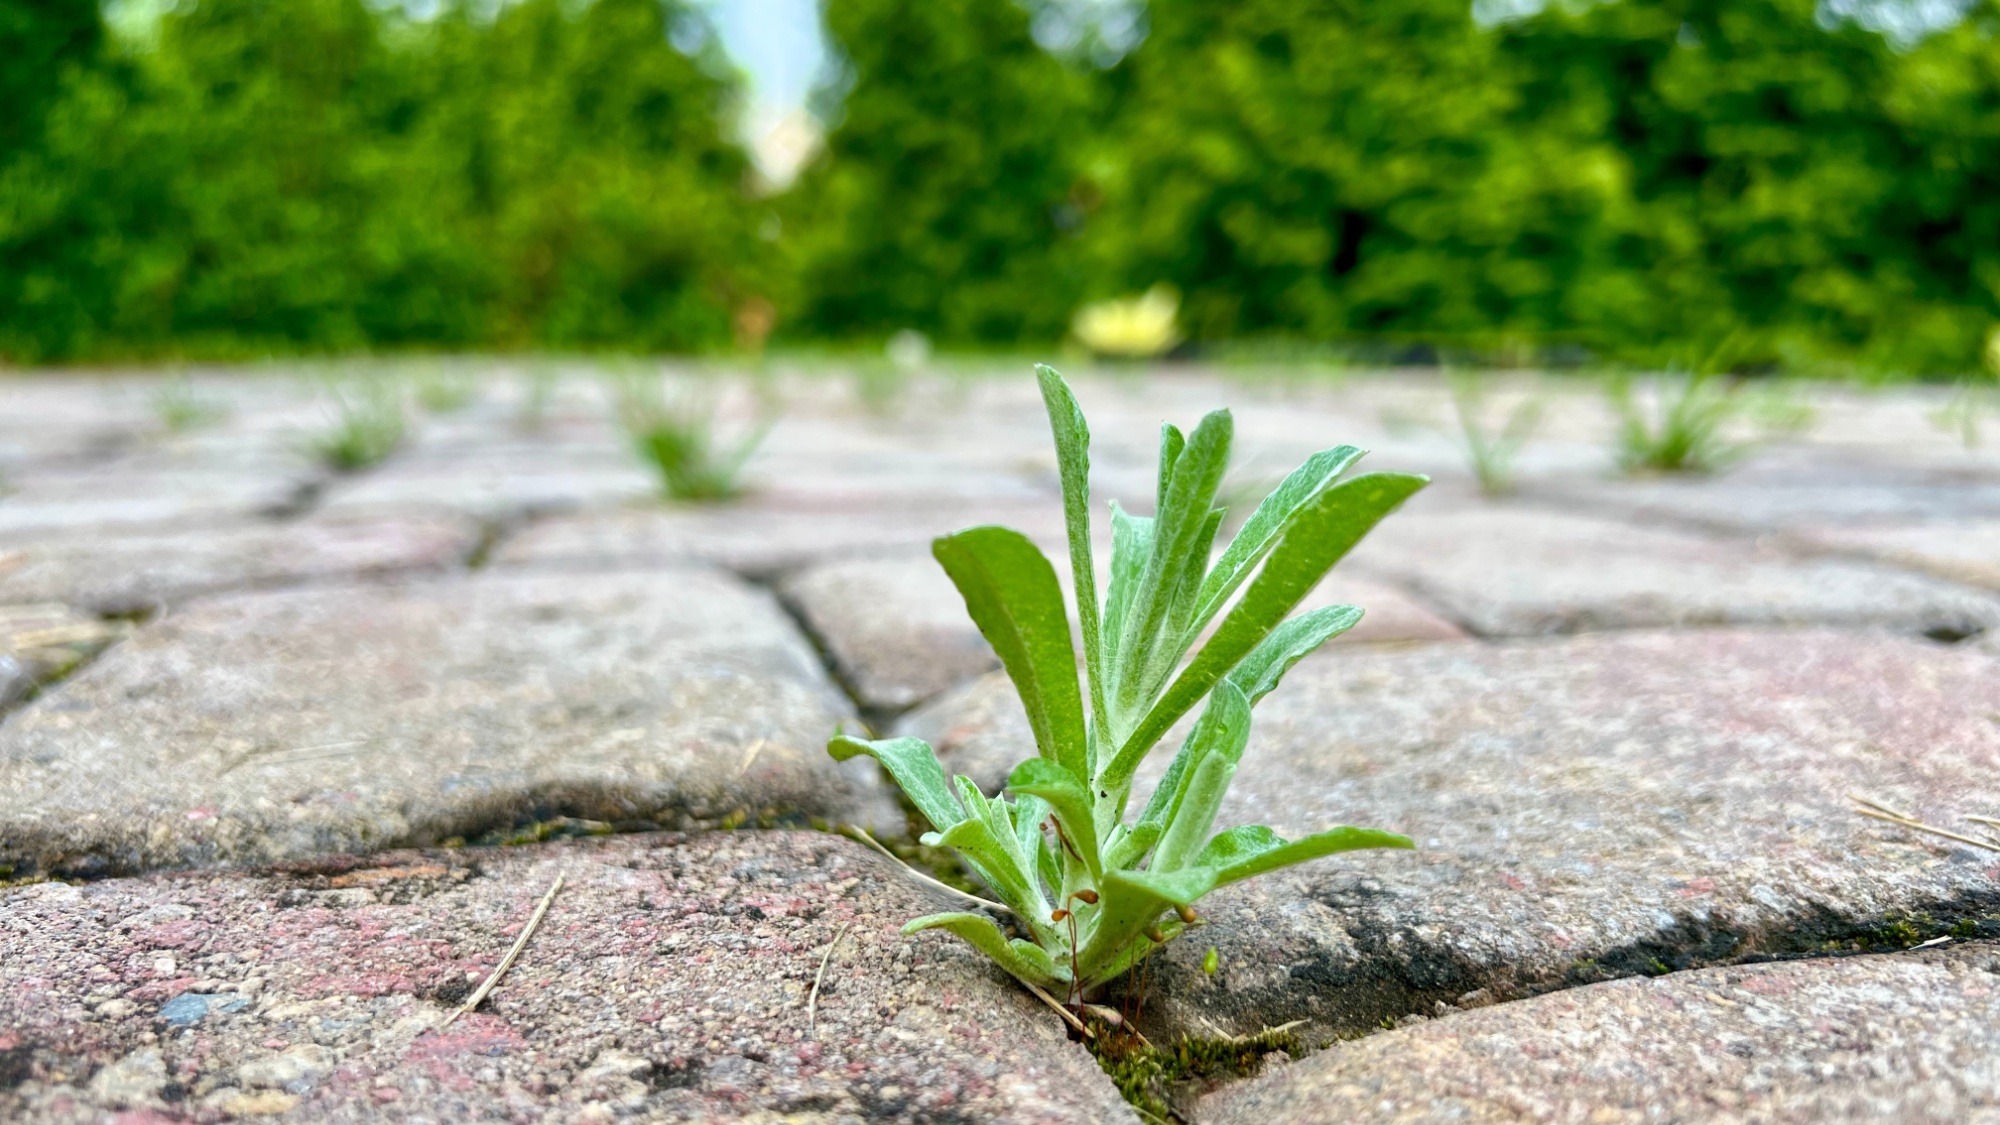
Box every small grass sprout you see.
[152,374,227,433]
[830,364,1423,1006]
[310,377,407,472]
[1931,378,1995,449]
[614,371,773,502]
[1608,370,1747,474]
[412,365,478,414]
[1447,370,1542,497]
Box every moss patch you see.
[1085,1019,1303,1123]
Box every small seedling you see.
[517,363,561,434]
[152,375,227,433]
[1447,370,1541,497]
[412,365,478,414]
[1931,379,1994,449]
[830,364,1422,1006]
[613,371,772,502]
[1608,371,1747,474]
[309,377,407,472]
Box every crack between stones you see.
[741,570,907,735]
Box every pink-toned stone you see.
[0,832,1135,1123]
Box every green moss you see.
[1086,1021,1303,1123]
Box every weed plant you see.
[412,365,478,413]
[1608,371,1747,474]
[831,364,1422,1005]
[1932,379,1995,449]
[1447,370,1541,497]
[152,375,227,433]
[517,364,560,434]
[614,372,772,501]
[310,378,407,472]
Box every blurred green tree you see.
[782,0,1102,345]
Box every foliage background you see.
[3,0,1999,373]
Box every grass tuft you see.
[1609,371,1746,474]
[152,374,228,433]
[1447,370,1541,497]
[309,378,407,472]
[613,371,772,502]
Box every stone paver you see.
[1787,518,2000,593]
[1202,940,2000,1125]
[907,630,2000,1040]
[895,575,1464,791]
[313,443,659,523]
[779,553,999,713]
[0,570,896,879]
[0,831,1134,1124]
[1346,506,2000,638]
[0,514,479,615]
[497,499,1066,579]
[0,603,124,711]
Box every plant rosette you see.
[829,364,1426,1004]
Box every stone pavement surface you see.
[0,831,1135,1124]
[2,365,1998,1121]
[0,569,896,879]
[1201,939,2000,1125]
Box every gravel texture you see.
[1346,506,2000,637]
[0,831,1135,1124]
[1202,940,2000,1125]
[0,570,897,879]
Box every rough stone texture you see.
[0,460,311,537]
[1202,941,2000,1125]
[0,831,1135,1124]
[1346,506,2000,638]
[0,515,480,615]
[1787,518,2000,593]
[0,603,124,711]
[1117,630,2000,1041]
[495,499,1065,578]
[1532,454,2000,536]
[0,570,897,879]
[779,553,999,713]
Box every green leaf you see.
[932,526,1089,782]
[827,735,963,834]
[1190,446,1365,634]
[1194,824,1415,888]
[1226,604,1364,706]
[1076,865,1216,983]
[1006,758,1101,881]
[1113,410,1232,720]
[932,812,1051,927]
[1104,820,1162,870]
[1107,471,1427,783]
[1102,501,1153,682]
[1151,506,1224,687]
[1156,422,1185,516]
[1036,365,1109,753]
[903,913,1064,989]
[1139,678,1251,844]
[1153,751,1236,873]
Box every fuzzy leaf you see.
[1102,502,1153,681]
[933,526,1089,782]
[1107,471,1427,783]
[1104,820,1162,870]
[1134,679,1251,836]
[1113,410,1232,720]
[932,813,1049,926]
[1006,758,1101,880]
[1156,422,1185,515]
[827,735,963,835]
[1194,824,1415,888]
[1226,604,1364,706]
[1190,446,1365,633]
[1076,866,1217,982]
[1153,752,1236,873]
[1036,365,1108,750]
[904,913,1063,988]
